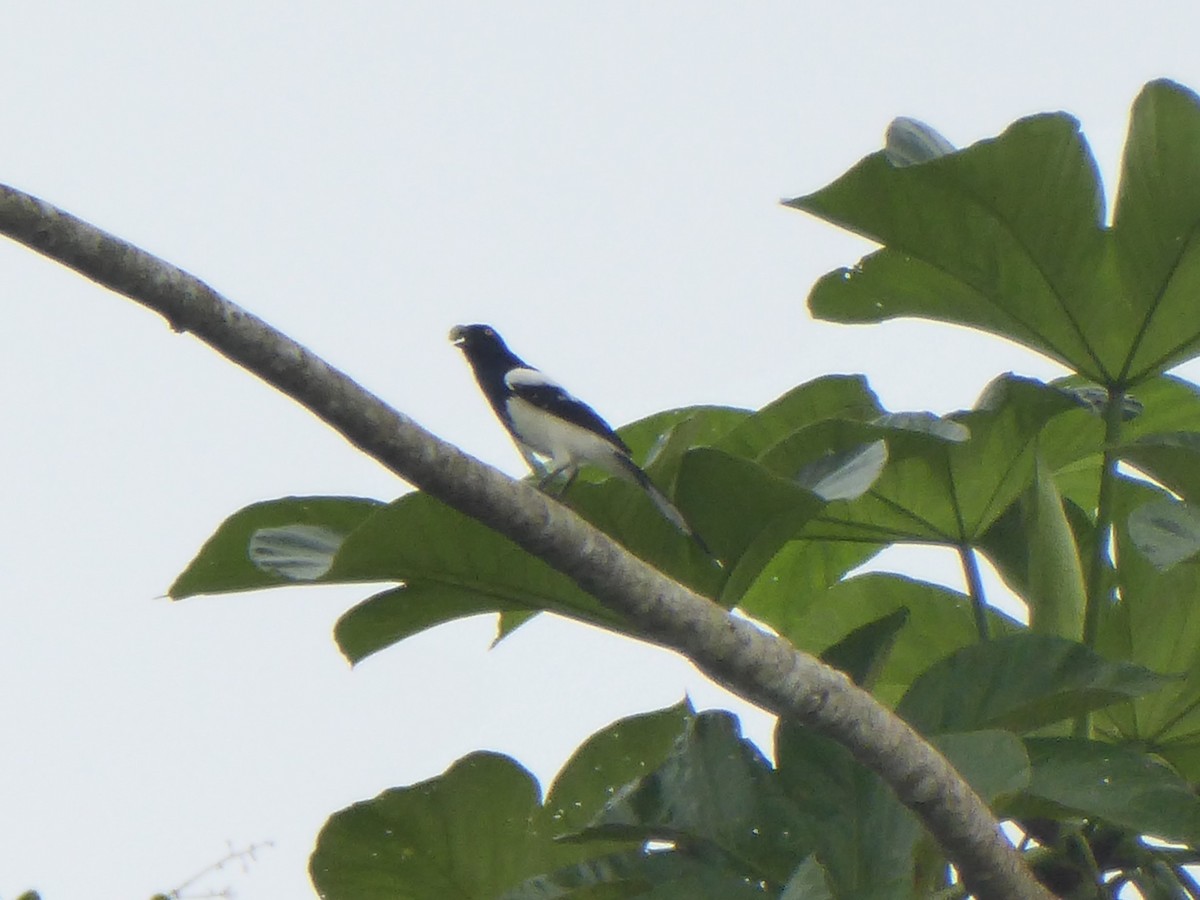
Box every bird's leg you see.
[538,465,578,496]
[558,468,579,495]
[519,446,549,479]
[537,464,567,491]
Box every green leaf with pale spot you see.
[169,496,382,598]
[1126,496,1200,571]
[799,375,1078,546]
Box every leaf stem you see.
[959,544,990,641]
[1082,387,1125,649]
[1075,386,1125,739]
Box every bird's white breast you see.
[505,396,623,475]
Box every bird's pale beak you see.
[449,325,467,346]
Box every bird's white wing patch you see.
[504,367,561,390]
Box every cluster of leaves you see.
[172,79,1200,897]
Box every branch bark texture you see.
[0,182,1055,900]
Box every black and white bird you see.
[450,324,704,548]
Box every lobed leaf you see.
[789,80,1200,385]
[1020,739,1200,844]
[897,633,1169,735]
[576,712,810,885]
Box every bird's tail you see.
[613,455,713,557]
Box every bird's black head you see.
[450,323,506,354]
[450,323,526,368]
[450,323,527,411]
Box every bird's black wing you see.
[504,367,633,455]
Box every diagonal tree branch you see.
[0,182,1054,900]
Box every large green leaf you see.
[1111,80,1200,381]
[618,405,752,496]
[774,721,918,900]
[558,477,724,596]
[896,633,1169,735]
[311,705,714,900]
[789,80,1200,385]
[499,706,786,900]
[1020,739,1200,844]
[711,415,919,607]
[576,712,810,885]
[326,492,623,660]
[1022,456,1087,640]
[713,375,883,461]
[817,607,910,690]
[799,376,1079,546]
[788,110,1114,379]
[335,583,533,665]
[1122,432,1200,506]
[675,449,825,567]
[310,752,570,900]
[724,411,962,604]
[328,483,723,662]
[934,731,1030,802]
[546,703,695,838]
[977,489,1097,630]
[743,573,1020,707]
[623,383,883,584]
[1097,479,1200,773]
[169,496,383,597]
[169,492,620,665]
[719,525,882,616]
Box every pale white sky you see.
[1,4,1196,898]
